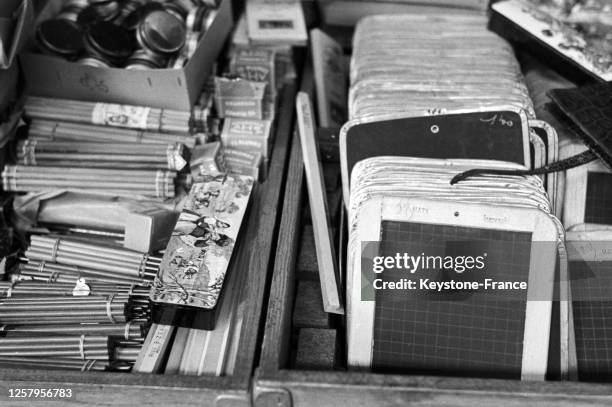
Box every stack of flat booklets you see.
[342,12,566,380]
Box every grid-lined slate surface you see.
[570,259,612,381]
[372,221,532,378]
[585,172,612,225]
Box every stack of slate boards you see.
[566,230,612,381]
[542,82,612,381]
[339,11,568,381]
[347,13,535,120]
[346,156,564,380]
[339,12,561,211]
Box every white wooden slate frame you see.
[347,196,559,380]
[563,156,610,230]
[339,107,532,208]
[528,120,559,216]
[529,129,546,173]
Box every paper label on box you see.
[91,103,151,129]
[245,0,307,45]
[227,118,269,137]
[220,99,263,119]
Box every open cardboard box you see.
[20,0,233,110]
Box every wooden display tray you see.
[0,82,298,407]
[253,91,612,407]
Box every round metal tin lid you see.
[163,2,188,21]
[123,2,165,31]
[77,55,112,68]
[137,10,186,55]
[86,21,134,60]
[77,2,120,25]
[126,48,167,69]
[37,19,84,57]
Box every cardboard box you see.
[215,76,266,119]
[0,0,33,69]
[20,0,233,110]
[221,117,272,158]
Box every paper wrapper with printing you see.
[150,173,254,329]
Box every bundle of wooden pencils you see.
[0,233,160,371]
[25,97,199,134]
[0,86,239,373]
[25,235,161,281]
[0,286,150,370]
[16,140,188,171]
[28,120,197,148]
[2,166,176,199]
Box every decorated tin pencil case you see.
[150,173,254,330]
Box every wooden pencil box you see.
[0,82,298,407]
[253,72,612,406]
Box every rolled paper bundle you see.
[1,322,145,340]
[19,260,156,286]
[25,235,161,279]
[24,96,201,134]
[28,119,197,148]
[17,140,188,171]
[2,166,176,199]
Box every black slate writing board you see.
[345,110,527,184]
[549,83,612,170]
[373,220,531,379]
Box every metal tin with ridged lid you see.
[84,21,134,66]
[76,55,112,68]
[114,0,148,27]
[56,0,89,22]
[36,19,84,60]
[125,49,167,70]
[78,1,121,24]
[136,10,186,55]
[185,6,216,33]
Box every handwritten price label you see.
[479,113,514,127]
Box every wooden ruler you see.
[296,91,344,314]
